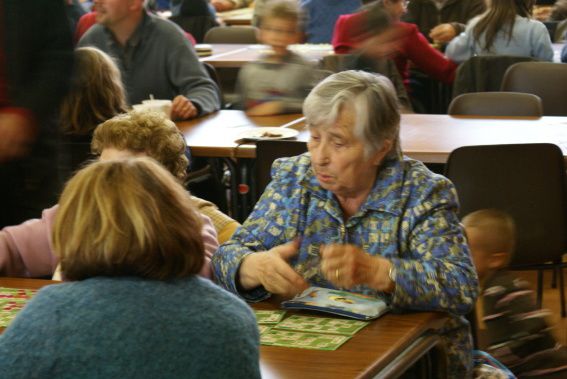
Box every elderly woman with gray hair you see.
[212,70,478,377]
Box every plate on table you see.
[237,127,299,141]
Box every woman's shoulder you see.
[271,153,311,180]
[397,157,457,200]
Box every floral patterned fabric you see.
[212,152,479,376]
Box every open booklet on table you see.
[281,286,390,321]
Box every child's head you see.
[60,47,128,135]
[258,0,303,55]
[462,209,516,280]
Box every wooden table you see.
[180,111,567,163]
[178,111,303,219]
[0,278,448,378]
[217,7,254,26]
[179,111,567,219]
[200,44,334,68]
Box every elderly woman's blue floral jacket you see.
[212,153,479,377]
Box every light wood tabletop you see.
[0,277,448,378]
[200,44,334,68]
[179,110,567,163]
[177,110,304,158]
[217,7,254,26]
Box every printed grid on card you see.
[274,315,369,336]
[261,329,351,350]
[0,287,37,328]
[257,324,272,335]
[254,310,286,324]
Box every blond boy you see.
[236,0,319,115]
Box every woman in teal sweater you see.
[0,158,260,379]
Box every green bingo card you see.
[0,287,37,328]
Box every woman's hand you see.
[238,240,309,298]
[429,23,457,43]
[320,244,395,293]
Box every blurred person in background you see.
[445,0,553,63]
[300,0,362,43]
[0,0,73,228]
[0,157,260,378]
[236,0,321,115]
[403,0,486,44]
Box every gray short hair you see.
[303,70,401,159]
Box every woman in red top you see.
[332,0,456,91]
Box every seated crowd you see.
[0,0,566,378]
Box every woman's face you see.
[308,107,390,199]
[383,0,408,22]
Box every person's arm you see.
[0,206,59,277]
[212,157,307,301]
[403,24,457,84]
[389,176,479,315]
[166,30,221,116]
[0,0,73,162]
[530,21,554,61]
[198,213,219,279]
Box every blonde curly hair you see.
[91,111,189,182]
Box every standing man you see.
[0,0,74,227]
[79,0,220,119]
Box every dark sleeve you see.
[3,0,74,124]
[562,43,567,63]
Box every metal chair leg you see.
[559,266,566,318]
[537,270,543,309]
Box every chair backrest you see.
[169,15,218,43]
[318,54,358,73]
[448,92,543,117]
[255,140,307,197]
[201,61,224,108]
[445,143,567,267]
[501,62,567,116]
[204,26,259,44]
[452,55,538,99]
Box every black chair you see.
[448,92,543,117]
[501,62,567,116]
[169,0,218,43]
[445,143,567,317]
[254,140,307,198]
[201,61,226,108]
[452,55,538,99]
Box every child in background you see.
[236,0,319,115]
[463,209,567,378]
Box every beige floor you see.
[476,267,567,348]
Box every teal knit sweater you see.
[0,276,260,378]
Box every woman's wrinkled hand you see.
[238,240,309,298]
[320,244,394,292]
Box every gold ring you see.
[335,268,340,281]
